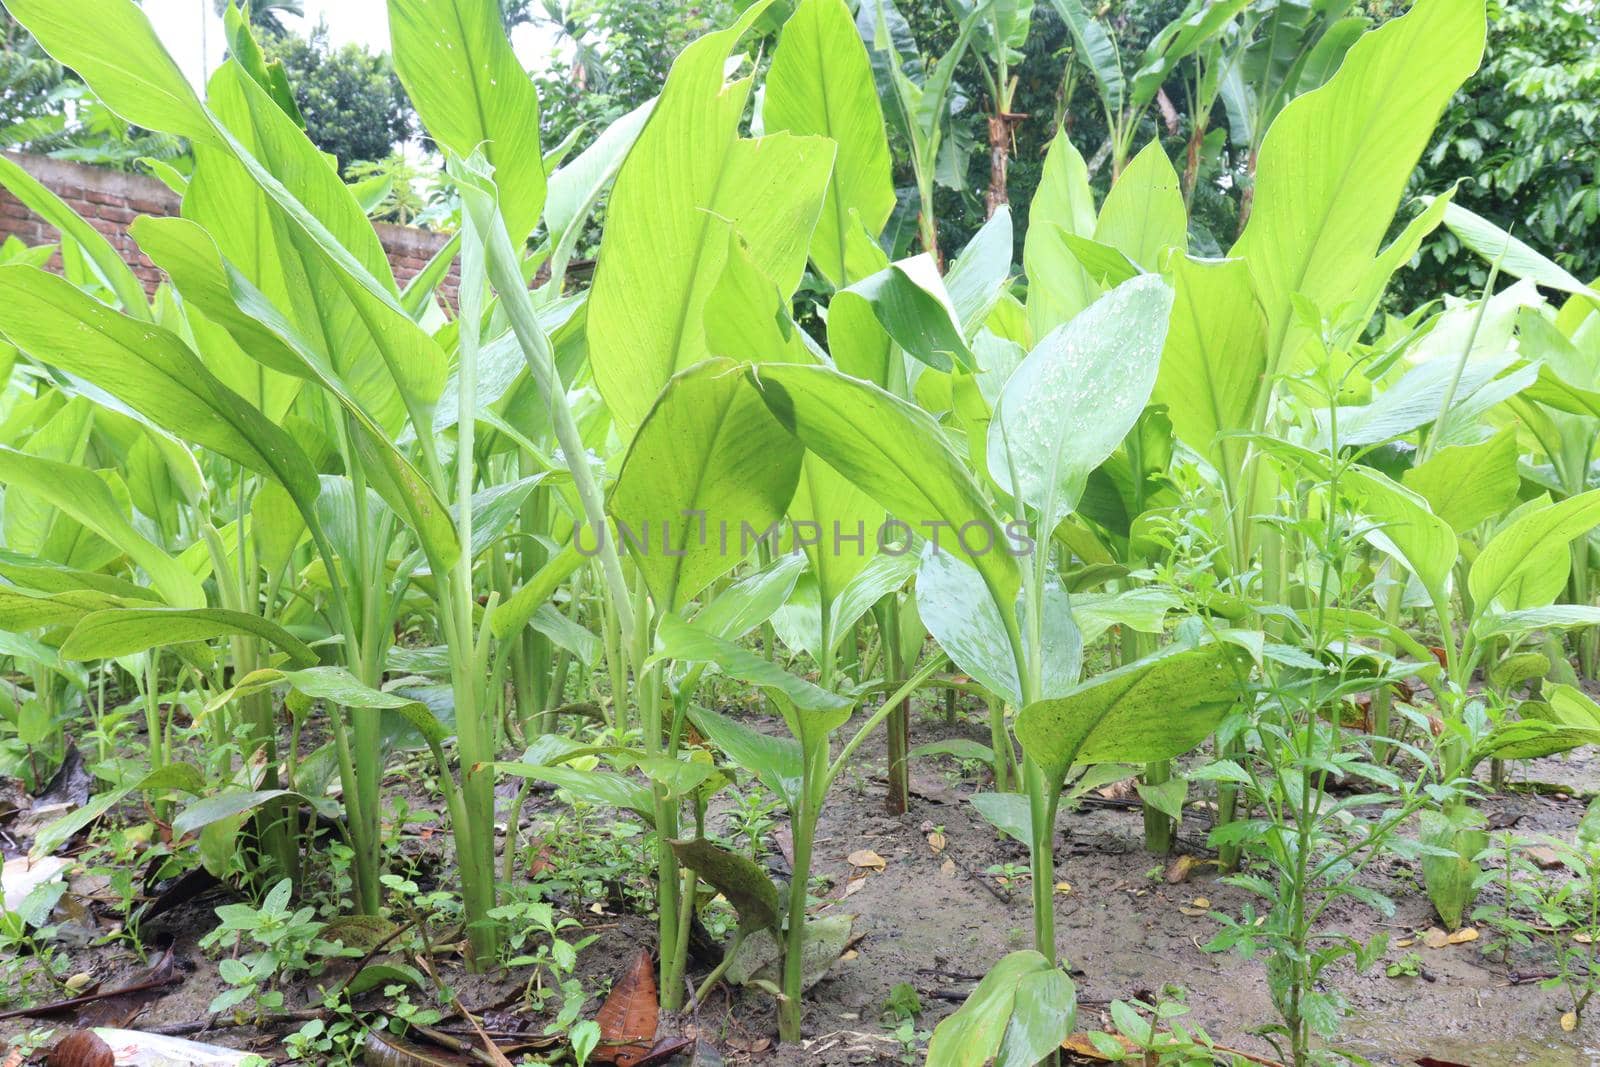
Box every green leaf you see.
[495,763,656,822]
[1232,0,1486,370]
[926,950,1076,1067]
[59,607,319,667]
[669,837,782,933]
[0,266,322,509]
[0,155,149,316]
[1435,200,1598,298]
[3,0,214,143]
[1045,0,1124,115]
[173,788,301,838]
[1024,133,1098,340]
[0,448,204,609]
[588,0,834,434]
[750,362,1021,611]
[31,763,205,859]
[609,358,804,610]
[689,704,804,810]
[1152,256,1267,478]
[654,612,851,721]
[989,275,1174,532]
[0,587,127,634]
[1092,140,1186,270]
[764,0,895,288]
[831,255,973,372]
[1401,427,1520,535]
[1469,490,1600,612]
[968,791,1032,844]
[388,0,546,245]
[1015,644,1245,784]
[916,549,1080,705]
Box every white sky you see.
[143,0,556,87]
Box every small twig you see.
[411,951,515,1067]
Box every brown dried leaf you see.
[47,1031,113,1067]
[847,849,886,871]
[594,949,658,1067]
[1445,928,1478,945]
[1163,854,1199,884]
[1422,928,1449,949]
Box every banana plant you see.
[1046,0,1251,180]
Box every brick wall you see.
[0,151,460,308]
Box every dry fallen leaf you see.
[1164,854,1200,884]
[46,1031,113,1067]
[939,858,956,877]
[1422,928,1449,949]
[1396,938,1415,949]
[848,849,886,871]
[1192,896,1210,909]
[1446,928,1478,945]
[842,876,867,899]
[927,831,946,854]
[593,948,657,1067]
[1561,1012,1578,1032]
[1177,897,1211,917]
[1575,933,1594,945]
[1054,881,1073,895]
[840,949,858,962]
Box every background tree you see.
[1401,0,1600,303]
[264,21,413,175]
[212,0,305,39]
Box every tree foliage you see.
[1403,0,1600,301]
[263,21,414,174]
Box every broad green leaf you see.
[173,789,302,838]
[704,228,817,364]
[389,0,545,245]
[969,791,1033,844]
[1015,644,1245,784]
[989,275,1174,532]
[129,216,308,381]
[927,950,1076,1067]
[1474,606,1600,642]
[1435,200,1598,298]
[1059,234,1140,287]
[690,704,804,809]
[1402,428,1520,534]
[1092,140,1186,270]
[0,266,321,509]
[491,541,586,642]
[59,607,318,667]
[0,448,204,609]
[943,206,1014,334]
[764,0,895,288]
[0,155,148,316]
[916,548,1080,705]
[749,362,1021,610]
[588,0,834,433]
[0,588,126,633]
[1152,256,1266,477]
[653,612,851,720]
[30,763,205,859]
[1469,490,1600,612]
[2,0,214,143]
[830,255,972,372]
[787,454,885,611]
[193,65,446,435]
[1024,133,1098,340]
[670,837,781,933]
[691,553,807,641]
[610,358,804,610]
[496,763,656,821]
[1232,0,1486,369]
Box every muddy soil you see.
[5,700,1600,1066]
